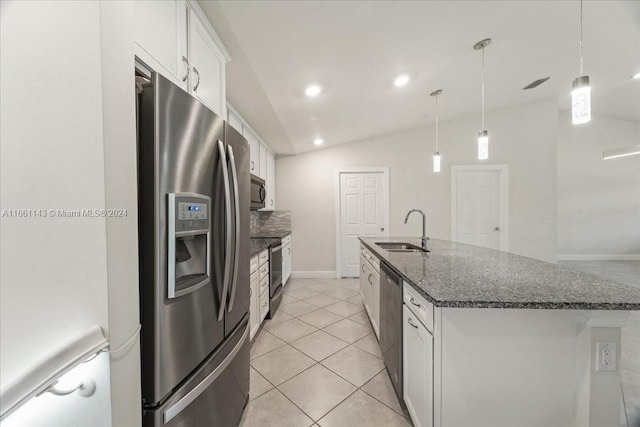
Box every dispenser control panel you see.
[172,194,210,233]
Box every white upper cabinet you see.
[265,150,276,210]
[226,103,276,207]
[134,0,189,90]
[227,108,243,134]
[246,129,260,176]
[134,0,229,117]
[188,7,227,117]
[259,142,267,180]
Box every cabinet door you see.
[403,306,433,427]
[363,263,374,322]
[134,0,188,90]
[359,255,366,300]
[371,270,380,339]
[250,272,260,340]
[189,8,226,117]
[227,108,243,134]
[259,143,267,180]
[283,243,292,284]
[247,130,259,176]
[266,150,276,210]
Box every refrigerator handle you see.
[217,140,232,321]
[226,145,241,312]
[162,322,249,424]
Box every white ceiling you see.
[201,1,640,155]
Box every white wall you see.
[557,111,640,259]
[276,98,559,274]
[99,2,143,426]
[0,1,140,425]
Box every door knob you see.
[494,227,500,231]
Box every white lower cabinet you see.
[282,237,292,285]
[249,270,259,340]
[359,245,380,339]
[250,250,270,340]
[403,305,433,427]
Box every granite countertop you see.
[251,231,291,239]
[249,238,279,257]
[359,236,640,310]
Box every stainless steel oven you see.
[268,242,283,317]
[250,174,265,210]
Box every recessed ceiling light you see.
[313,138,324,146]
[633,72,640,80]
[305,84,322,97]
[393,74,410,87]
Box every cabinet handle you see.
[409,297,421,308]
[193,67,200,91]
[288,248,291,255]
[181,56,189,82]
[408,317,419,329]
[270,199,274,206]
[361,264,365,273]
[368,273,373,286]
[250,160,255,171]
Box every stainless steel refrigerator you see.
[137,72,250,426]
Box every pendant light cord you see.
[481,47,486,130]
[579,0,584,75]
[435,94,439,152]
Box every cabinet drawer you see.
[259,275,269,294]
[250,255,259,274]
[403,282,433,333]
[259,262,269,282]
[259,289,269,320]
[361,246,379,273]
[282,235,291,245]
[258,249,269,266]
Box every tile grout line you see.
[251,280,410,424]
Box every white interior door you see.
[455,170,502,249]
[339,172,387,277]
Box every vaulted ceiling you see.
[200,1,640,155]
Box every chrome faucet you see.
[404,209,428,251]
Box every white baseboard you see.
[290,271,337,279]
[557,254,640,261]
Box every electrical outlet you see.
[596,341,617,372]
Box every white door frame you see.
[334,167,390,278]
[451,165,509,251]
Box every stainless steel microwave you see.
[250,174,266,210]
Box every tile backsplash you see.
[250,210,291,237]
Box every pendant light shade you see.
[572,0,591,124]
[474,38,491,160]
[572,76,591,124]
[430,89,443,173]
[477,130,489,160]
[433,152,441,172]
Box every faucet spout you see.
[404,209,428,251]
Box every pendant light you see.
[474,38,491,160]
[431,89,443,172]
[572,0,591,124]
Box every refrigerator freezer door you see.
[143,320,250,427]
[138,73,227,404]
[224,123,250,337]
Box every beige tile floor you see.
[240,277,412,427]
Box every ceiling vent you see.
[523,77,550,90]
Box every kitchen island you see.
[359,236,640,427]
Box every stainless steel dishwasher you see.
[379,261,404,403]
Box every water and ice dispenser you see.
[167,193,211,299]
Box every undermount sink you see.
[375,242,429,253]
